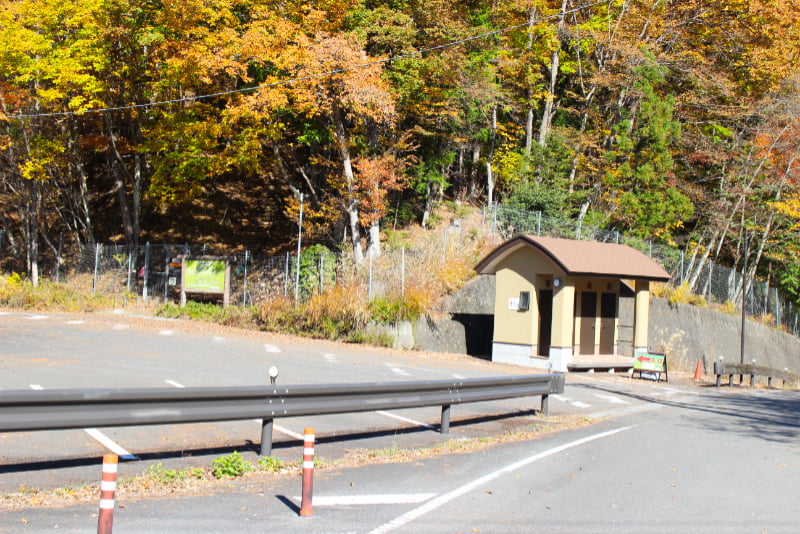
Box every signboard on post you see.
[632,351,668,382]
[179,256,231,307]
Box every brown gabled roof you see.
[475,235,671,282]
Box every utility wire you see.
[3,0,610,121]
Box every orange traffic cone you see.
[693,359,703,381]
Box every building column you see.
[549,281,575,372]
[633,280,650,354]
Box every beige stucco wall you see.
[493,247,562,348]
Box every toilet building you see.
[474,235,671,372]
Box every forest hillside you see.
[2,1,800,305]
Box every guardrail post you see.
[300,427,315,517]
[440,404,451,434]
[260,418,273,457]
[97,453,118,534]
[768,376,773,388]
[541,394,549,415]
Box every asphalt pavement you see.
[3,310,799,533]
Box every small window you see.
[518,291,530,311]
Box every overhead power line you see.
[3,0,610,121]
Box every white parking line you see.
[112,324,129,330]
[295,494,437,506]
[164,379,186,388]
[264,344,281,353]
[572,401,592,408]
[66,320,85,325]
[29,385,137,460]
[593,393,630,405]
[368,426,634,534]
[388,365,410,377]
[158,330,174,336]
[84,429,137,460]
[323,353,339,363]
[377,411,437,430]
[212,336,225,343]
[26,315,49,320]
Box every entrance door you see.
[600,292,617,354]
[537,289,553,356]
[579,292,597,355]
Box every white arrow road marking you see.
[368,426,634,534]
[593,393,630,405]
[29,385,137,460]
[294,494,437,506]
[377,411,437,430]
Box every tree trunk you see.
[106,114,135,246]
[366,220,381,259]
[333,108,364,264]
[538,0,568,146]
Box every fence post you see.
[284,252,289,296]
[440,404,451,434]
[56,233,63,283]
[142,242,151,300]
[126,245,133,292]
[92,243,100,295]
[243,250,249,306]
[401,246,405,298]
[368,252,373,300]
[97,453,118,534]
[536,211,541,236]
[164,250,170,300]
[299,427,315,517]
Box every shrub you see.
[211,452,253,478]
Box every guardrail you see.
[0,374,564,456]
[713,362,800,388]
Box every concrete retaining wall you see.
[374,275,800,375]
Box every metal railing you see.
[0,374,565,456]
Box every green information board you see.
[183,259,226,292]
[633,352,668,382]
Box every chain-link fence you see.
[3,203,799,335]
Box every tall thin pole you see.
[294,193,303,304]
[740,232,748,365]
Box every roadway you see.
[2,310,799,532]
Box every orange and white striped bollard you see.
[299,427,315,516]
[97,453,118,534]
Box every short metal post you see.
[299,427,315,517]
[260,418,274,457]
[97,453,118,534]
[768,376,773,388]
[440,404,451,434]
[541,394,549,415]
[729,374,734,387]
